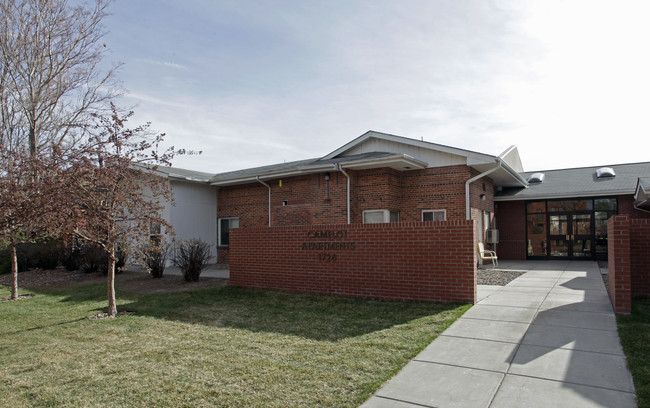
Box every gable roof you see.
[153,165,215,183]
[634,177,650,210]
[322,130,499,165]
[158,130,528,188]
[496,162,650,201]
[209,152,430,186]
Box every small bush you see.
[80,244,107,274]
[173,239,212,282]
[114,247,126,274]
[16,243,38,271]
[35,239,63,270]
[62,245,82,271]
[144,245,169,278]
[0,249,10,274]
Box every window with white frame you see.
[363,210,399,224]
[218,217,239,247]
[422,209,446,222]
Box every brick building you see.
[157,131,650,265]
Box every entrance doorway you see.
[548,213,593,258]
[526,197,617,260]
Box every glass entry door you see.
[548,213,592,258]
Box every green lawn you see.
[618,296,650,408]
[0,281,468,407]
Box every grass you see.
[0,282,468,407]
[618,296,650,408]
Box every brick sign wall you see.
[229,221,477,303]
[607,216,650,315]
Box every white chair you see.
[478,242,498,269]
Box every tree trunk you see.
[10,241,18,300]
[107,249,117,317]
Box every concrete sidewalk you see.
[360,260,637,408]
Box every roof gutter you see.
[256,176,272,226]
[496,156,529,188]
[336,164,351,224]
[465,163,501,221]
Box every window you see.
[422,210,446,222]
[149,222,162,244]
[218,217,239,247]
[363,210,399,224]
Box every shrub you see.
[35,239,63,270]
[0,249,10,274]
[62,244,82,271]
[12,239,63,271]
[16,243,38,271]
[80,244,106,274]
[144,245,169,278]
[173,239,212,282]
[114,247,126,274]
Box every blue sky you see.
[103,0,650,173]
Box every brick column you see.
[608,215,631,315]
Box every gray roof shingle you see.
[496,162,650,200]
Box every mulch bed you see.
[477,268,525,286]
[0,293,35,302]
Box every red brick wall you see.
[494,200,526,260]
[618,195,650,219]
[218,165,493,262]
[229,221,477,303]
[608,215,632,315]
[630,218,650,296]
[495,195,649,261]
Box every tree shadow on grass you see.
[119,285,467,342]
[3,317,88,336]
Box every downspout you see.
[336,164,351,224]
[465,163,501,221]
[256,176,272,226]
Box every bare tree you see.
[0,0,119,299]
[0,0,120,156]
[65,107,184,317]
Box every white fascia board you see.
[497,145,524,173]
[210,155,428,186]
[321,132,374,160]
[337,154,428,170]
[167,174,211,184]
[496,157,529,187]
[634,179,649,202]
[323,131,497,163]
[494,189,634,202]
[211,168,329,186]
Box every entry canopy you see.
[635,177,650,210]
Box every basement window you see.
[363,210,399,224]
[422,209,446,222]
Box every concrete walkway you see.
[360,260,637,408]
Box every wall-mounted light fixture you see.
[324,172,330,181]
[480,194,486,201]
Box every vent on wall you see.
[527,172,545,183]
[596,167,616,178]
